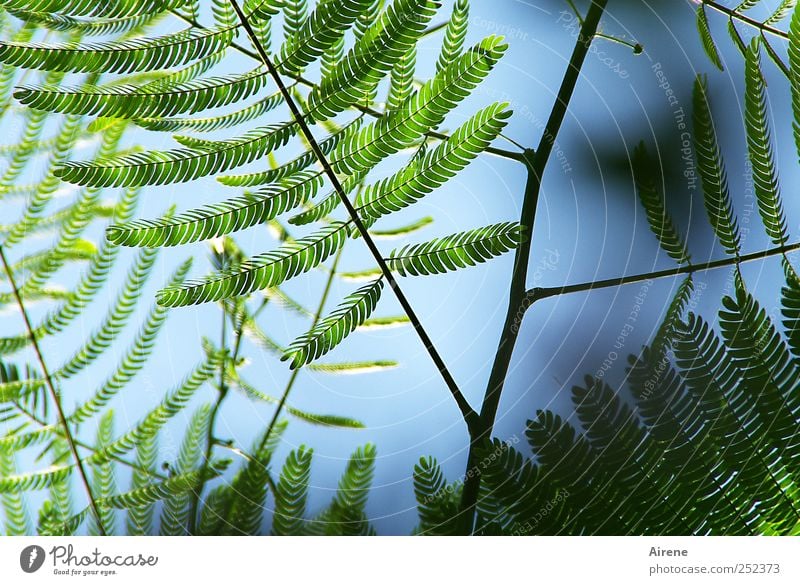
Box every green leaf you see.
[160,405,211,535]
[272,446,313,535]
[632,142,691,264]
[16,67,271,119]
[305,360,398,374]
[57,123,296,188]
[334,36,508,175]
[106,171,322,247]
[6,11,157,37]
[277,0,375,75]
[693,76,740,256]
[0,0,191,18]
[134,92,283,133]
[235,377,365,428]
[90,410,117,535]
[284,279,384,368]
[696,4,723,71]
[88,356,220,463]
[156,222,349,307]
[306,0,439,120]
[387,222,525,277]
[436,0,469,73]
[0,26,234,74]
[126,432,158,536]
[356,102,512,221]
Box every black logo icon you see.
[20,545,45,573]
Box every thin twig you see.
[527,241,800,303]
[0,244,106,535]
[701,0,788,40]
[228,0,481,436]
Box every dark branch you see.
[227,0,480,436]
[527,242,800,303]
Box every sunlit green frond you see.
[58,246,159,378]
[126,433,158,536]
[306,0,439,120]
[0,0,190,19]
[282,0,308,39]
[45,462,229,536]
[68,259,192,424]
[334,36,507,175]
[107,171,322,247]
[357,103,511,221]
[57,123,296,188]
[387,222,524,277]
[370,216,433,239]
[0,465,71,494]
[632,142,691,264]
[134,92,283,133]
[790,6,800,157]
[305,360,398,374]
[693,76,740,256]
[277,0,374,75]
[284,279,383,368]
[766,0,796,24]
[156,222,349,307]
[272,446,312,535]
[305,444,376,535]
[0,26,234,74]
[15,67,270,119]
[387,45,416,110]
[234,376,365,427]
[0,447,31,535]
[217,118,362,187]
[436,0,468,73]
[222,430,280,535]
[6,10,157,36]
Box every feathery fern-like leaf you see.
[284,278,383,368]
[693,76,740,256]
[387,222,525,277]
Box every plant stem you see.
[228,0,481,437]
[527,241,800,303]
[457,0,609,534]
[701,0,788,40]
[0,244,106,535]
[258,248,343,453]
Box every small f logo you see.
[20,545,45,573]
